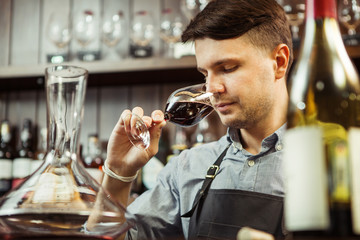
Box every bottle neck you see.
[307,0,336,19]
[302,0,344,55]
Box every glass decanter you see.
[0,65,133,239]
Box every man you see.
[102,0,293,239]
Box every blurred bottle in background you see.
[31,127,47,173]
[82,134,104,183]
[12,119,34,189]
[0,120,14,196]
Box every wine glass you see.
[159,8,186,58]
[46,12,72,63]
[102,10,125,48]
[74,10,98,60]
[280,0,305,41]
[124,83,213,150]
[123,113,151,149]
[338,0,360,45]
[130,11,155,58]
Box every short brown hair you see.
[182,0,293,74]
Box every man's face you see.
[195,36,279,130]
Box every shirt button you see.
[248,160,255,167]
[275,143,283,151]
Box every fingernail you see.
[154,113,162,121]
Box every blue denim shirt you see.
[126,124,286,239]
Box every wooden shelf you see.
[0,56,197,78]
[0,56,203,92]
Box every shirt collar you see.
[226,123,287,154]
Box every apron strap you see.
[181,144,230,218]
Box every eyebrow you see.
[197,58,239,73]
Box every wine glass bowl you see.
[46,12,72,63]
[130,11,155,47]
[129,10,155,58]
[164,83,214,127]
[74,10,97,48]
[123,113,150,150]
[46,12,72,50]
[102,11,125,48]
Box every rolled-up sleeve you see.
[125,157,184,240]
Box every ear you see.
[272,44,290,80]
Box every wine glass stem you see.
[166,43,175,58]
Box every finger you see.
[132,106,144,118]
[142,116,153,128]
[120,109,132,125]
[151,110,164,123]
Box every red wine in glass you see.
[164,83,214,126]
[164,101,213,126]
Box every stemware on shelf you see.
[159,8,186,58]
[130,10,155,58]
[74,10,100,61]
[46,12,72,63]
[338,0,360,45]
[102,10,126,59]
[0,65,134,239]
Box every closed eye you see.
[223,65,238,73]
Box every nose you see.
[205,75,225,94]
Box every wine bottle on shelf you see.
[283,0,360,238]
[0,120,14,196]
[83,134,104,183]
[31,127,47,173]
[12,119,34,189]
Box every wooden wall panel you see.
[99,86,129,143]
[10,0,41,65]
[0,0,11,66]
[129,84,160,116]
